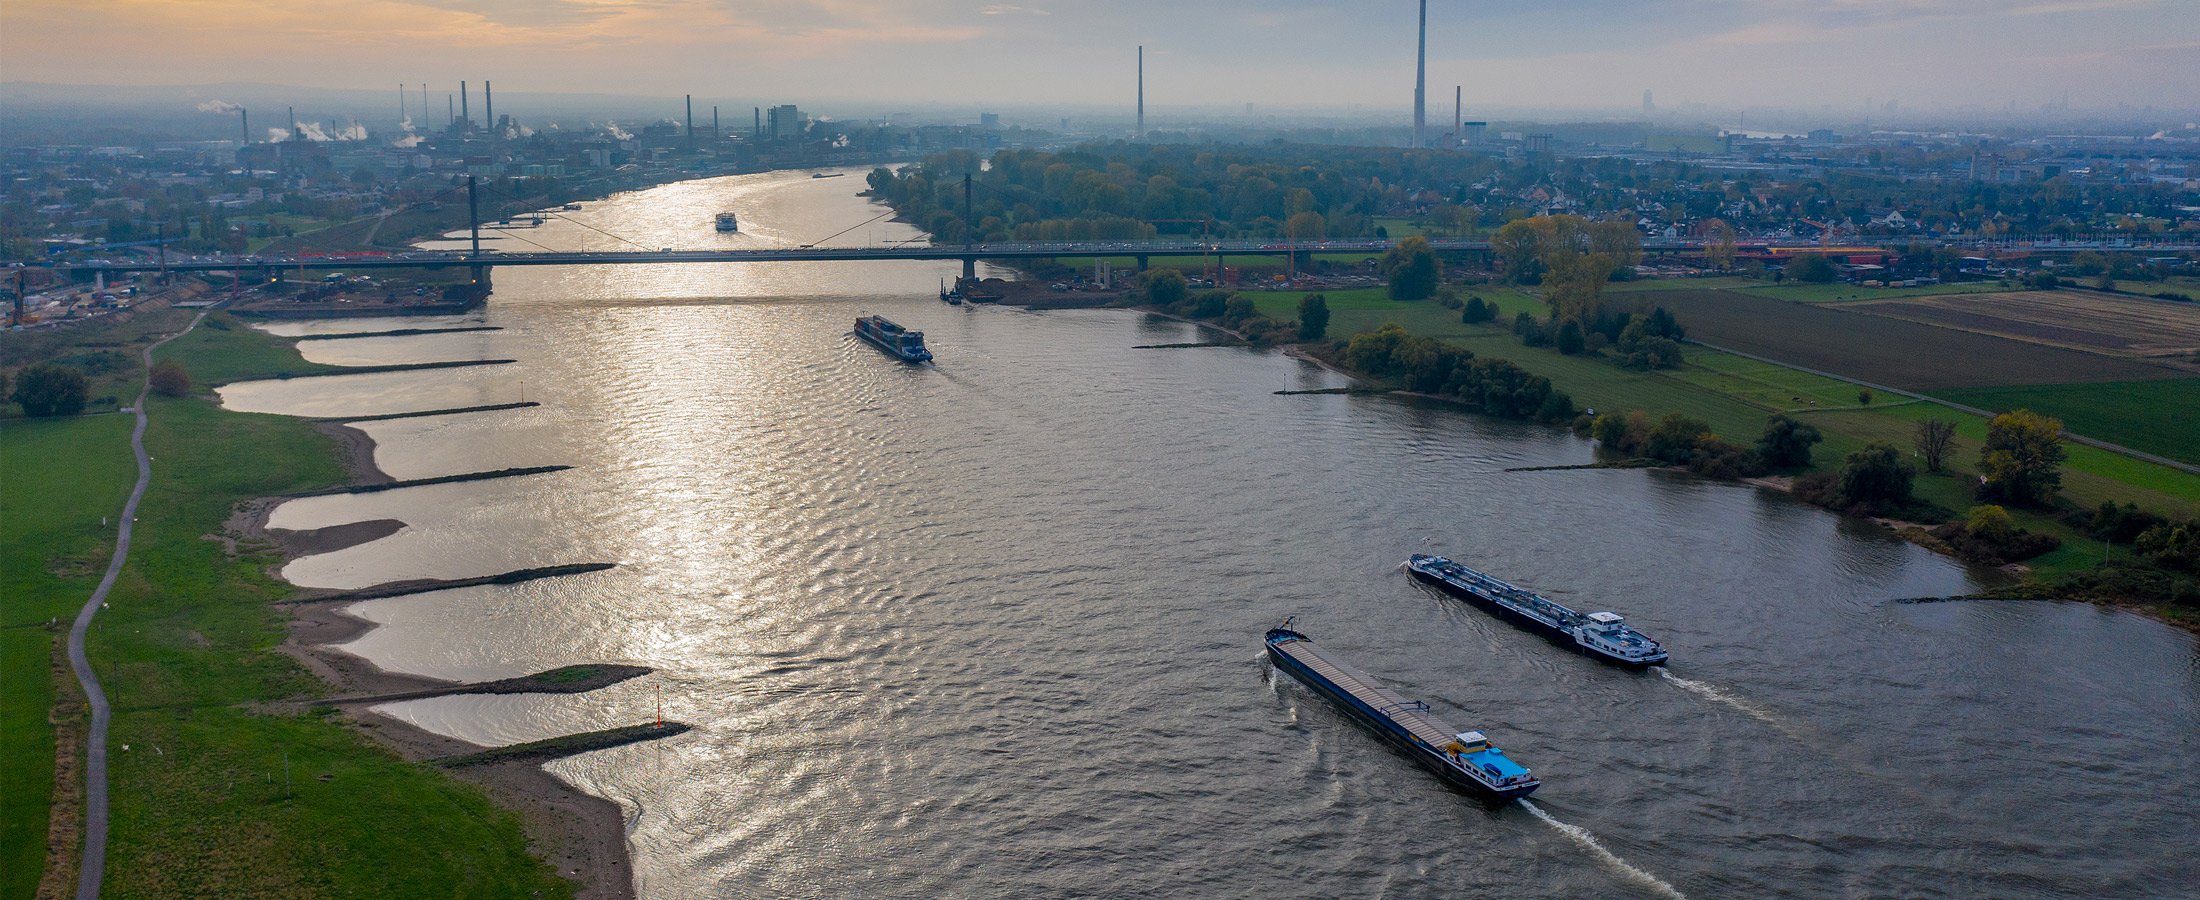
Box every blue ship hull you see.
[1266,632,1538,800]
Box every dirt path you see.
[66,311,205,900]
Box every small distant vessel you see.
[560,203,582,211]
[854,315,932,362]
[811,172,845,179]
[939,279,963,305]
[1407,554,1666,667]
[1266,622,1539,799]
[715,212,739,232]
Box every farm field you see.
[1939,379,2200,468]
[1730,281,2006,303]
[1847,289,2200,362]
[1641,289,2180,389]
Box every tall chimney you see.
[485,80,494,136]
[754,107,761,137]
[1454,85,1461,149]
[460,81,469,130]
[1136,46,1145,139]
[399,84,406,124]
[713,106,720,142]
[288,106,295,141]
[686,94,695,148]
[1413,0,1427,148]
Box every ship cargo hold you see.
[1265,624,1539,799]
[1407,554,1666,667]
[854,315,933,362]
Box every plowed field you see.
[1848,290,2200,361]
[1639,290,2182,390]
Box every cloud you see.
[980,4,1048,14]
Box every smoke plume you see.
[197,100,243,113]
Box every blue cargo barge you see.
[1265,623,1539,800]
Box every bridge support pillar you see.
[1135,255,1149,273]
[961,257,976,281]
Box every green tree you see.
[1380,236,1440,300]
[1912,419,1956,472]
[1979,409,2066,507]
[9,364,89,416]
[1139,268,1188,309]
[2094,271,2116,292]
[1491,219,1543,283]
[1297,294,1330,340]
[1284,211,1326,241]
[1836,441,1916,509]
[149,360,190,397]
[1756,414,1824,468]
[1857,386,1874,405]
[1788,253,1838,283]
[1555,319,1585,355]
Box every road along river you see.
[220,169,2200,899]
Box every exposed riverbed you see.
[222,169,2200,899]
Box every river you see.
[219,169,2200,899]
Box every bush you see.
[1967,504,2015,541]
[2136,521,2200,571]
[1688,437,1765,480]
[1140,268,1189,308]
[1756,414,1823,468]
[1857,386,1874,405]
[1462,296,1493,323]
[1222,296,1257,327]
[10,364,89,417]
[149,360,190,397]
[1513,312,1550,347]
[1641,414,1712,465]
[1297,294,1329,340]
[2028,271,2060,290]
[1435,287,1463,310]
[1835,441,1916,513]
[1535,389,1576,424]
[2088,501,2166,543]
[1188,289,1229,319]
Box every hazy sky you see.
[5,0,2196,114]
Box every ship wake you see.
[1653,666,1782,728]
[1520,799,1688,900]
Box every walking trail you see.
[67,311,204,900]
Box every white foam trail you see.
[1654,666,1781,727]
[1520,799,1688,900]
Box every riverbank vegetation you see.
[0,308,574,898]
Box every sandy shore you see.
[230,424,637,900]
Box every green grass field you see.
[0,413,137,897]
[155,313,346,386]
[0,321,575,898]
[1938,379,2200,469]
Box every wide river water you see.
[221,170,2200,899]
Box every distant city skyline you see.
[3,0,2196,113]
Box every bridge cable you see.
[802,206,903,249]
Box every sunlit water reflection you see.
[219,169,2200,899]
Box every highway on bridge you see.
[44,237,2198,275]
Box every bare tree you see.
[1914,419,1957,473]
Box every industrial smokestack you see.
[485,81,493,136]
[713,106,720,142]
[399,84,406,124]
[686,94,694,148]
[1413,0,1427,148]
[460,81,469,130]
[288,106,295,141]
[755,107,761,137]
[1454,85,1461,149]
[241,108,249,144]
[1136,46,1145,139]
